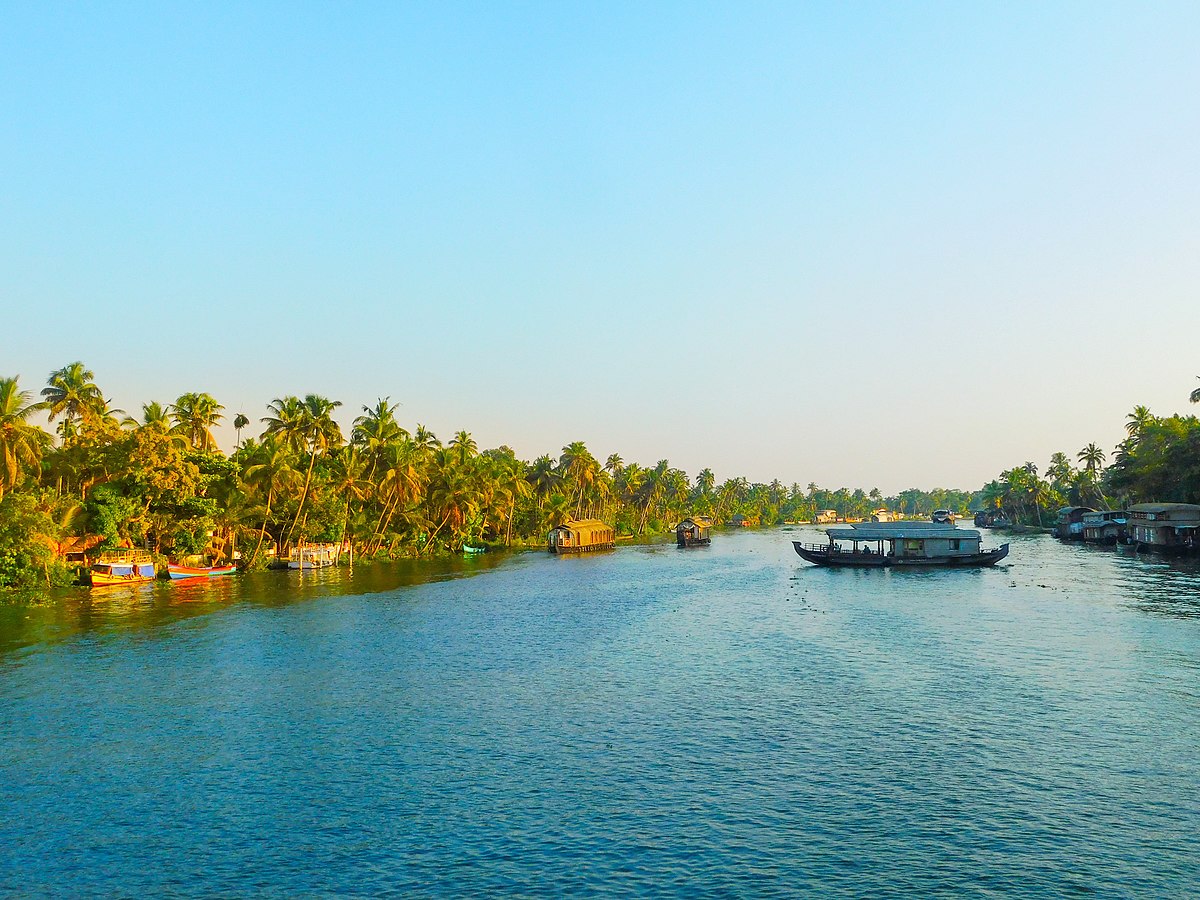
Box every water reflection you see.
[0,552,515,658]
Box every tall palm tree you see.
[450,430,478,464]
[1078,443,1106,479]
[233,413,250,448]
[352,397,406,477]
[169,392,225,451]
[41,362,105,432]
[1190,377,1200,405]
[559,441,600,519]
[242,439,303,562]
[0,376,50,500]
[1126,405,1155,438]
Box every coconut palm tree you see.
[559,441,600,519]
[41,362,105,433]
[169,392,225,451]
[450,430,478,464]
[233,413,250,448]
[0,376,50,500]
[1078,443,1106,479]
[351,397,405,476]
[1190,377,1200,405]
[1126,405,1155,439]
[243,439,303,562]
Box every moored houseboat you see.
[1125,503,1200,554]
[793,522,1008,568]
[1080,510,1126,545]
[676,516,713,548]
[1054,507,1095,540]
[90,550,157,587]
[548,519,616,554]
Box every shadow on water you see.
[0,551,518,658]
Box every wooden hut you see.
[1126,503,1200,553]
[676,516,713,548]
[548,519,616,554]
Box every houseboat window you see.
[950,539,960,550]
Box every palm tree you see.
[169,392,225,451]
[41,362,105,432]
[1191,377,1200,405]
[450,430,478,464]
[352,398,406,476]
[233,413,250,448]
[1126,405,1155,438]
[559,441,600,519]
[1078,443,1106,479]
[242,439,303,562]
[141,402,171,429]
[0,376,50,500]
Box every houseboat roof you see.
[551,519,611,531]
[826,523,980,541]
[1127,502,1200,513]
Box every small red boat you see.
[167,563,238,580]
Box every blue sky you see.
[3,2,1198,493]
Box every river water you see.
[1,529,1197,896]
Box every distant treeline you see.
[974,401,1200,526]
[0,363,973,590]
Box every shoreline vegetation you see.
[1,362,974,597]
[3,364,1195,598]
[976,400,1200,529]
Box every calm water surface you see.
[2,530,1198,896]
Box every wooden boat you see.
[90,550,157,586]
[793,522,1008,568]
[676,516,713,548]
[462,545,486,554]
[288,543,340,569]
[167,563,238,580]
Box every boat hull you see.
[793,542,1009,568]
[90,570,156,587]
[167,564,237,580]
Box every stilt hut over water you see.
[548,519,616,554]
[676,516,714,548]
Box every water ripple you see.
[1,530,1198,895]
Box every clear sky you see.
[4,2,1198,494]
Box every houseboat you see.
[288,543,341,569]
[675,516,713,548]
[793,522,1008,568]
[931,509,953,524]
[90,550,157,587]
[1126,503,1200,554]
[548,519,616,554]
[1080,510,1126,545]
[1054,506,1095,540]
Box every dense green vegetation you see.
[1,362,971,590]
[973,401,1200,526]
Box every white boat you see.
[287,543,340,569]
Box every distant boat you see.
[793,522,1008,568]
[288,543,340,569]
[931,509,953,524]
[167,563,237,580]
[462,545,486,554]
[675,516,713,548]
[90,550,157,587]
